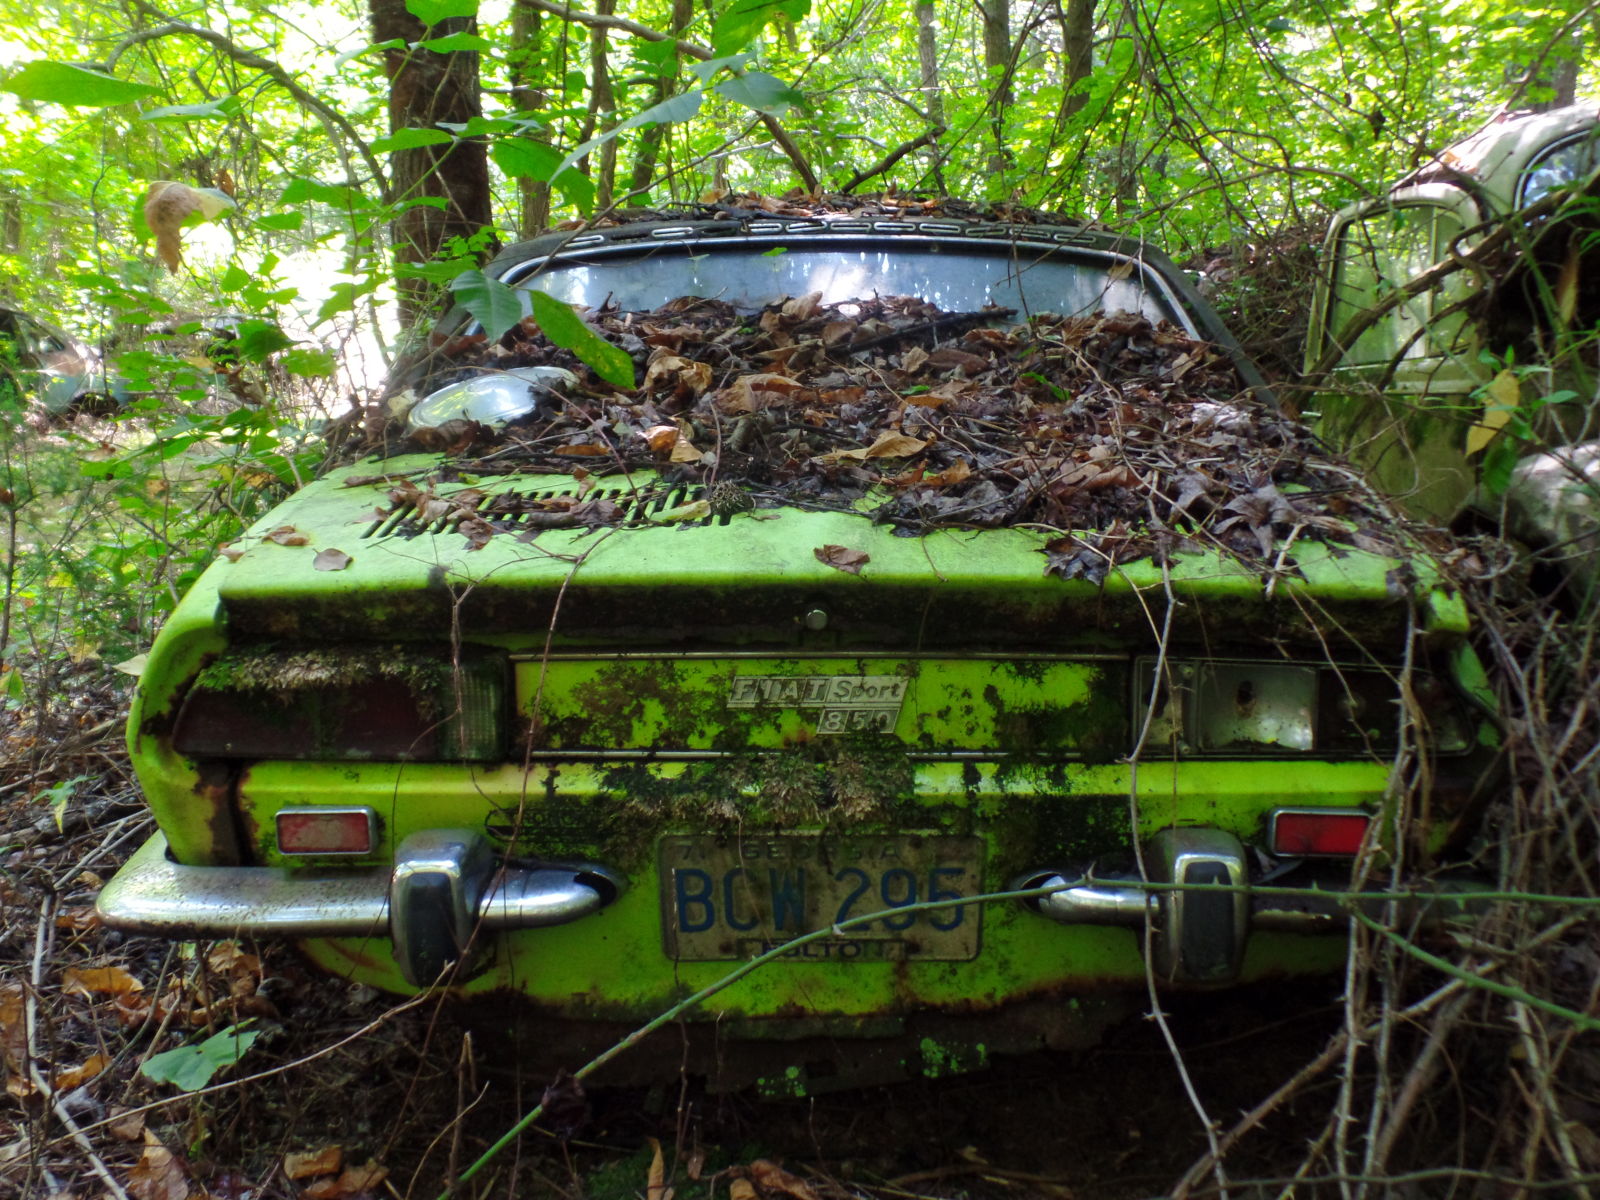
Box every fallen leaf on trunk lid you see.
[815,545,869,575]
[642,355,713,401]
[127,1130,191,1200]
[817,430,928,464]
[284,1145,343,1180]
[264,526,309,547]
[313,548,352,571]
[652,499,711,523]
[642,424,680,453]
[63,965,143,996]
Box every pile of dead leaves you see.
[372,291,1405,579]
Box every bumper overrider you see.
[99,826,1483,989]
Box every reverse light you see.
[1269,808,1373,857]
[276,807,377,855]
[172,646,507,762]
[1136,659,1472,757]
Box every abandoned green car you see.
[98,213,1495,1086]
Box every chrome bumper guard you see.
[1024,828,1485,985]
[97,830,624,986]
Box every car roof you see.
[1402,103,1600,210]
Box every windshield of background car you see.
[498,240,1188,330]
[1328,202,1472,370]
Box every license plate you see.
[659,834,984,961]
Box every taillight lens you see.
[276,807,376,855]
[173,646,506,762]
[1270,808,1372,857]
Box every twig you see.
[25,897,132,1200]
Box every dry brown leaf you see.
[284,1145,343,1180]
[717,372,805,415]
[646,1137,669,1200]
[781,291,822,319]
[729,1182,758,1200]
[312,548,352,572]
[53,1053,110,1090]
[127,1131,191,1200]
[264,526,310,547]
[63,965,143,997]
[748,1160,823,1200]
[303,1157,388,1198]
[900,345,929,372]
[669,434,703,463]
[554,443,610,456]
[217,542,245,563]
[54,906,103,933]
[642,355,713,399]
[926,459,974,487]
[815,545,869,575]
[642,424,680,453]
[108,1107,146,1143]
[865,431,928,458]
[143,182,202,273]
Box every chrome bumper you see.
[97,830,623,986]
[1024,828,1485,985]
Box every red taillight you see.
[276,807,376,855]
[1270,809,1372,857]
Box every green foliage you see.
[141,1022,261,1091]
[2,61,161,107]
[527,290,636,388]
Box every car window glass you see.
[509,245,1183,329]
[1328,203,1470,367]
[1520,131,1600,207]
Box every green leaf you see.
[141,1023,261,1092]
[416,32,493,52]
[552,88,704,182]
[714,71,806,116]
[281,348,336,378]
[710,0,810,56]
[332,38,405,69]
[141,96,242,123]
[490,139,596,213]
[635,38,679,76]
[449,269,527,343]
[315,278,381,324]
[685,52,755,83]
[1480,437,1521,499]
[406,0,479,23]
[370,127,455,153]
[38,774,92,832]
[528,290,635,389]
[218,265,251,291]
[231,321,294,362]
[280,177,366,210]
[3,61,162,107]
[254,212,304,232]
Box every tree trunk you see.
[511,0,551,236]
[1058,0,1094,125]
[981,0,1011,180]
[628,0,694,201]
[916,0,947,191]
[578,0,618,211]
[370,0,494,328]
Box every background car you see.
[1306,104,1600,589]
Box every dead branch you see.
[840,128,944,193]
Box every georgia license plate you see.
[659,834,984,961]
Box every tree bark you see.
[627,0,694,200]
[981,0,1011,179]
[915,0,947,191]
[578,0,618,210]
[369,0,494,327]
[510,0,551,236]
[1058,0,1094,125]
